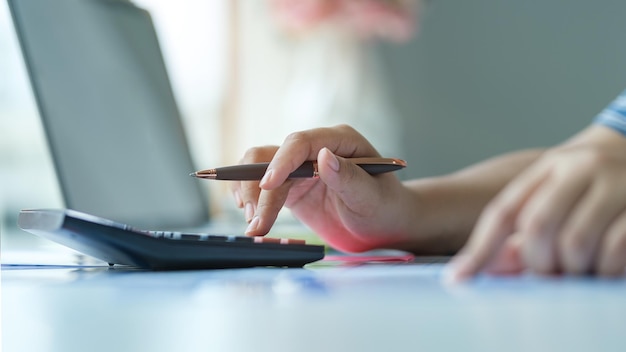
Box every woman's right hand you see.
[230,124,419,253]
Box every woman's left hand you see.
[448,125,626,281]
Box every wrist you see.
[394,177,473,255]
[395,149,543,255]
[567,125,626,149]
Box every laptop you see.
[9,0,325,269]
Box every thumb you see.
[316,147,379,204]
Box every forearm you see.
[399,149,544,254]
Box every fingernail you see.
[244,202,255,222]
[260,169,273,188]
[442,256,469,285]
[245,216,260,235]
[442,265,463,285]
[325,148,340,172]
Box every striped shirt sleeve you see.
[594,89,626,137]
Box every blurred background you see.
[2,0,626,249]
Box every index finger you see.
[260,125,380,190]
[446,162,549,283]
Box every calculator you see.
[17,209,325,270]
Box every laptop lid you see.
[9,0,210,229]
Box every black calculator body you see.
[18,209,325,270]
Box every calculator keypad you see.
[143,230,305,245]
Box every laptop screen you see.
[9,0,210,229]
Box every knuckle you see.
[335,124,357,134]
[484,198,517,227]
[284,130,310,145]
[518,214,552,239]
[575,149,607,169]
[514,202,555,238]
[242,146,275,163]
[545,147,609,177]
[256,198,283,217]
[257,183,292,214]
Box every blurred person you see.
[269,0,416,41]
[231,0,420,163]
[229,89,626,280]
[213,0,420,217]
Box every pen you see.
[190,157,407,180]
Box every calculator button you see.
[226,236,254,243]
[203,235,228,241]
[280,238,306,245]
[180,234,202,240]
[253,237,306,245]
[254,237,280,244]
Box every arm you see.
[400,149,542,254]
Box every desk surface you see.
[3,248,626,352]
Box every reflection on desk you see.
[3,257,626,352]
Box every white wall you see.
[378,0,626,178]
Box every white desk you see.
[3,249,626,352]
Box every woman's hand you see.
[448,125,626,280]
[230,124,419,252]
